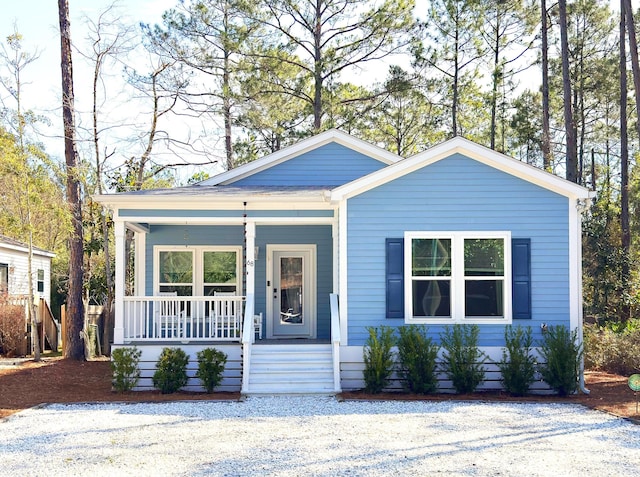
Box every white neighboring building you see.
[0,235,55,306]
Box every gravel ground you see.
[1,397,639,476]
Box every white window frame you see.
[154,246,243,296]
[404,231,512,324]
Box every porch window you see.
[158,250,193,296]
[203,251,239,295]
[155,247,242,296]
[405,232,511,324]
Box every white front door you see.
[267,245,316,338]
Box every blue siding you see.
[346,154,570,346]
[144,223,333,339]
[233,143,386,186]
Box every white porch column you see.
[113,220,126,344]
[134,231,146,296]
[245,221,256,300]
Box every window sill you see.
[405,316,512,325]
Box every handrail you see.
[241,294,255,394]
[39,298,59,351]
[329,293,342,393]
[241,294,255,345]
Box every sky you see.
[0,0,179,169]
[0,0,632,176]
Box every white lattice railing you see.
[122,296,245,342]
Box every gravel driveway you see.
[1,396,639,476]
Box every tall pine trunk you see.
[541,0,552,171]
[59,0,85,359]
[621,0,631,323]
[559,0,578,182]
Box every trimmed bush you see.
[440,324,486,394]
[538,325,582,396]
[396,325,439,394]
[111,346,142,392]
[153,347,189,394]
[363,326,396,394]
[498,325,536,396]
[196,348,227,393]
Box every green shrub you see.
[152,347,189,394]
[584,323,640,375]
[111,347,142,392]
[440,324,486,394]
[538,325,582,396]
[396,325,439,394]
[498,325,536,396]
[196,348,227,393]
[363,326,396,394]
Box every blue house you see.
[95,130,593,394]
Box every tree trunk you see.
[490,20,499,150]
[625,0,640,140]
[313,1,323,131]
[541,0,552,171]
[59,0,85,360]
[620,0,631,323]
[559,0,578,182]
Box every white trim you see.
[153,245,243,296]
[113,216,335,226]
[96,196,334,211]
[0,242,55,258]
[265,244,317,339]
[338,200,349,343]
[569,200,581,332]
[200,129,402,186]
[404,231,512,325]
[332,136,593,202]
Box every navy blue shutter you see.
[386,238,404,318]
[512,238,531,319]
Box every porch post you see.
[113,220,126,344]
[133,231,146,296]
[245,221,256,299]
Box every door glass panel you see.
[280,257,303,324]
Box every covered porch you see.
[112,219,337,344]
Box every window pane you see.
[412,280,451,317]
[160,285,193,296]
[0,263,8,293]
[412,239,451,277]
[159,251,192,283]
[464,239,504,276]
[465,280,503,316]
[203,251,237,284]
[204,285,236,296]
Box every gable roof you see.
[200,129,402,186]
[0,235,55,258]
[331,136,594,201]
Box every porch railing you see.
[123,296,245,342]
